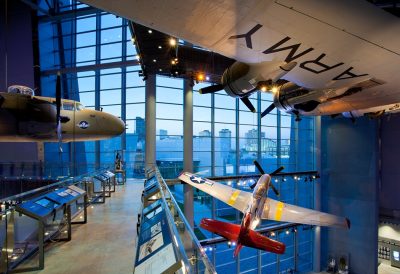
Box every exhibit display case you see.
[0,169,113,273]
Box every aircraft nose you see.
[97,112,125,136]
[110,115,125,136]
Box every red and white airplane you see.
[83,0,400,120]
[179,162,350,257]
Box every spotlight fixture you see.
[260,86,267,92]
[169,38,177,46]
[197,73,205,82]
[158,45,162,49]
[206,76,210,81]
[286,230,290,235]
[171,60,176,65]
[148,29,152,34]
[270,232,276,237]
[131,37,135,43]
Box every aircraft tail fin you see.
[233,244,243,257]
[200,218,285,256]
[241,229,285,254]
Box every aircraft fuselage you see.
[234,174,271,255]
[0,92,125,142]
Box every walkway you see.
[21,179,143,274]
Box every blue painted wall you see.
[380,113,400,218]
[320,117,378,273]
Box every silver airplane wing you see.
[178,172,252,213]
[262,198,350,229]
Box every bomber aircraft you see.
[0,75,125,143]
[179,161,350,257]
[82,0,400,120]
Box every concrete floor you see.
[379,261,400,274]
[19,179,143,274]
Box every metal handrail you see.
[155,167,217,274]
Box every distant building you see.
[245,129,265,151]
[219,129,232,154]
[159,129,168,140]
[199,130,211,137]
[135,117,145,142]
[219,129,231,138]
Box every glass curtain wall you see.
[37,1,316,272]
[38,3,145,177]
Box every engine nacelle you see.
[273,82,321,114]
[221,61,296,98]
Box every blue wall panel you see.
[321,117,378,273]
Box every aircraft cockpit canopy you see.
[62,101,85,111]
[62,102,75,111]
[7,85,35,96]
[76,102,84,110]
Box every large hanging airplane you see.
[82,0,400,120]
[179,161,350,257]
[0,76,125,142]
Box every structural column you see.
[183,79,194,227]
[313,116,321,272]
[145,74,156,170]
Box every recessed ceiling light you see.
[159,68,163,72]
[153,59,157,63]
[158,45,162,49]
[148,29,152,34]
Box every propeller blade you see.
[199,84,224,94]
[57,121,63,153]
[270,183,280,197]
[253,160,266,174]
[249,181,257,190]
[253,160,283,196]
[240,97,256,113]
[56,73,61,122]
[55,73,63,153]
[261,103,276,118]
[270,166,285,176]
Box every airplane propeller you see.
[240,96,256,113]
[55,72,63,153]
[250,160,284,197]
[198,84,224,94]
[261,102,276,118]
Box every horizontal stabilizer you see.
[200,218,240,241]
[241,229,285,254]
[200,218,285,254]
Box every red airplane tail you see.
[233,244,243,257]
[200,218,285,256]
